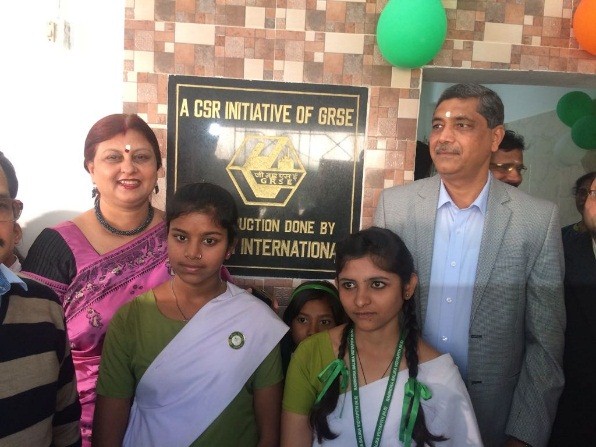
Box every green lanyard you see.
[348,328,405,447]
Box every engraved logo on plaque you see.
[226,135,306,206]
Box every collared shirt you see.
[0,263,27,305]
[423,175,491,380]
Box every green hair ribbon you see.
[314,359,348,404]
[399,377,432,447]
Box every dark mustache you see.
[434,144,460,155]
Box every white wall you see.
[0,0,124,254]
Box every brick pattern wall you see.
[123,0,595,302]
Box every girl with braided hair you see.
[281,227,481,446]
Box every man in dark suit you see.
[550,177,596,445]
[374,84,565,447]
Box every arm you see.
[93,305,136,446]
[254,381,283,447]
[281,335,327,447]
[251,344,284,446]
[93,395,131,447]
[506,203,565,447]
[281,411,312,447]
[22,228,76,283]
[53,313,82,447]
[21,228,76,297]
[373,189,386,227]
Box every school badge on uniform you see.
[228,331,245,349]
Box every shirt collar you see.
[438,173,491,215]
[0,263,27,292]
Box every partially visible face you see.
[337,255,417,334]
[87,129,159,208]
[583,179,596,237]
[575,178,594,214]
[290,298,337,345]
[167,211,232,289]
[0,167,22,267]
[490,148,525,187]
[430,98,503,183]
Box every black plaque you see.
[167,76,367,278]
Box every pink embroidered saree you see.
[24,221,170,446]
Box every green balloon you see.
[556,91,594,127]
[571,115,596,150]
[376,0,447,69]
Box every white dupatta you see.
[123,283,288,447]
[315,354,482,446]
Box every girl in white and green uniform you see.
[281,227,482,447]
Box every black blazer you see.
[550,231,596,445]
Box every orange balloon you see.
[574,0,596,55]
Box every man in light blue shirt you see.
[424,175,489,380]
[375,84,565,447]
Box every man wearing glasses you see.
[0,151,81,446]
[489,129,526,187]
[0,157,23,272]
[562,172,596,241]
[375,84,564,447]
[550,176,596,445]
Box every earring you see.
[154,185,159,194]
[91,187,98,198]
[405,293,410,299]
[165,259,175,276]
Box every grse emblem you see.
[226,135,306,206]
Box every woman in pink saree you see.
[22,114,232,446]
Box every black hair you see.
[572,171,596,196]
[414,140,433,180]
[436,83,504,129]
[499,129,526,152]
[251,288,274,308]
[84,113,161,172]
[166,182,238,245]
[281,281,346,374]
[310,226,446,445]
[0,151,19,199]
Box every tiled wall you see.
[123,0,595,299]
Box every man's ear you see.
[491,125,505,153]
[13,222,22,245]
